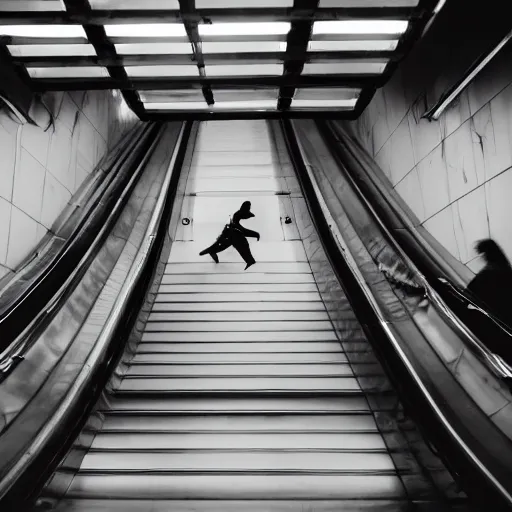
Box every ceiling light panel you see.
[319,0,418,6]
[213,101,277,110]
[313,20,408,35]
[140,89,205,103]
[0,1,64,11]
[202,41,285,53]
[308,40,399,51]
[105,24,187,38]
[291,99,357,108]
[212,89,279,102]
[144,102,208,110]
[8,44,96,57]
[196,0,293,7]
[199,22,291,37]
[302,61,387,74]
[0,25,86,38]
[90,0,180,8]
[205,63,283,77]
[27,66,110,78]
[125,65,200,77]
[294,87,360,100]
[115,43,192,55]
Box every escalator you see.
[2,119,512,511]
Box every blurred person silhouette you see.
[199,201,260,270]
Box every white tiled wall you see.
[0,90,139,278]
[352,50,512,273]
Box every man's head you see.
[240,201,255,217]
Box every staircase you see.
[51,120,412,511]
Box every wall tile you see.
[58,93,80,133]
[485,169,512,261]
[466,254,485,275]
[444,120,480,203]
[371,88,391,155]
[75,162,90,191]
[41,171,72,229]
[382,66,408,137]
[12,148,46,222]
[0,264,10,281]
[0,124,16,201]
[0,197,11,265]
[423,206,460,260]
[394,168,425,222]
[417,144,450,219]
[47,119,73,192]
[77,113,99,171]
[390,115,415,184]
[440,89,471,140]
[408,103,442,165]
[6,206,38,269]
[20,123,50,169]
[374,140,392,182]
[0,109,20,137]
[452,186,489,263]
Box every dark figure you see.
[465,239,512,364]
[199,201,260,270]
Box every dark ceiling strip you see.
[278,0,320,111]
[0,7,415,25]
[178,0,213,106]
[14,51,398,67]
[31,75,375,92]
[61,0,146,119]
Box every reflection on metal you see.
[288,120,512,506]
[181,217,191,225]
[423,28,512,121]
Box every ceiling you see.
[0,0,438,121]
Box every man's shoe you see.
[244,261,255,270]
[210,252,219,263]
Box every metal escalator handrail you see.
[319,120,512,380]
[281,118,512,509]
[0,123,157,354]
[0,125,164,379]
[0,122,188,501]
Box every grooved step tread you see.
[144,321,334,332]
[155,292,322,302]
[137,342,343,353]
[161,273,316,284]
[147,311,330,321]
[159,283,319,293]
[152,301,325,312]
[131,352,350,363]
[141,331,340,342]
[164,262,312,274]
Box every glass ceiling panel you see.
[7,44,96,57]
[90,0,180,8]
[313,20,408,35]
[212,89,279,102]
[27,66,110,78]
[302,61,387,74]
[0,25,86,38]
[294,87,360,100]
[0,0,64,11]
[105,24,187,38]
[308,40,399,51]
[144,102,208,110]
[319,0,418,5]
[198,23,291,37]
[125,65,200,77]
[291,98,357,108]
[205,64,283,77]
[140,89,205,103]
[202,41,285,53]
[213,101,277,110]
[196,0,293,7]
[115,43,192,55]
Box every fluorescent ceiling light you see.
[291,99,357,108]
[125,64,199,77]
[202,41,286,53]
[105,24,187,38]
[213,100,276,110]
[302,61,387,74]
[8,44,96,57]
[140,89,205,102]
[144,102,207,110]
[308,40,399,52]
[27,66,109,78]
[115,43,192,55]
[319,0,418,6]
[90,0,180,8]
[0,25,86,38]
[213,89,279,101]
[196,0,293,6]
[199,22,290,36]
[206,63,283,77]
[294,87,360,100]
[0,0,64,11]
[313,20,408,35]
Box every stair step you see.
[141,331,339,342]
[147,311,330,322]
[65,474,406,499]
[81,451,394,472]
[137,342,343,353]
[131,352,349,363]
[144,321,333,332]
[125,363,370,377]
[155,292,322,302]
[152,301,325,312]
[161,273,315,284]
[159,283,319,293]
[165,262,312,274]
[100,414,379,432]
[119,376,361,392]
[52,498,413,512]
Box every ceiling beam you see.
[178,0,213,106]
[61,0,146,119]
[0,7,416,25]
[278,0,319,111]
